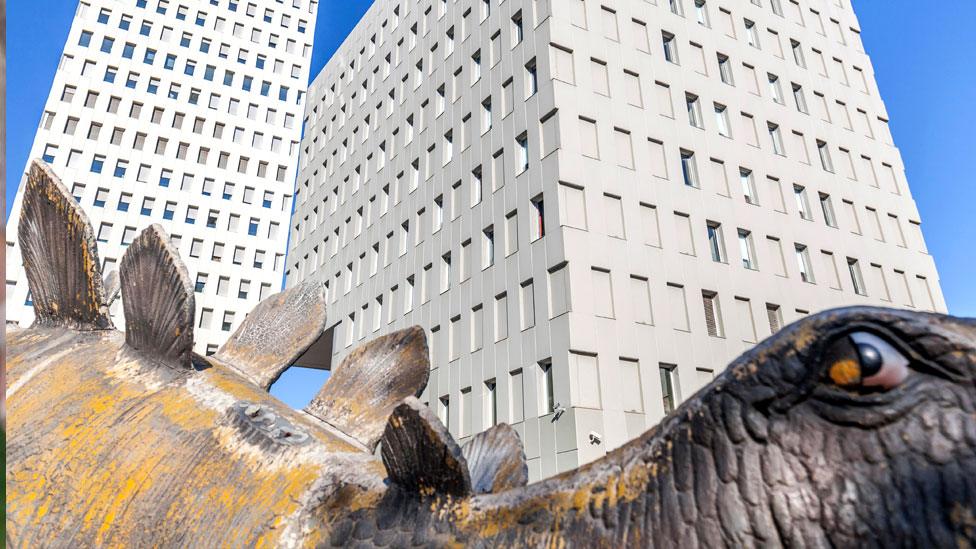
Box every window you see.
[79,30,93,47]
[817,140,834,172]
[93,188,108,208]
[113,160,128,178]
[41,144,57,163]
[768,74,784,103]
[440,253,452,293]
[695,0,710,26]
[793,185,811,220]
[702,291,723,337]
[686,94,703,128]
[795,244,814,282]
[481,98,492,133]
[766,303,783,333]
[745,19,760,48]
[91,155,105,173]
[660,364,678,413]
[790,84,809,114]
[848,258,866,295]
[738,169,756,204]
[662,32,678,63]
[714,103,731,137]
[222,312,235,332]
[680,150,700,187]
[530,196,545,240]
[717,53,734,84]
[768,123,785,155]
[484,379,498,427]
[820,193,837,227]
[520,280,535,330]
[511,11,523,46]
[516,133,529,173]
[738,229,757,269]
[538,360,554,414]
[525,59,538,97]
[791,39,806,67]
[706,222,725,262]
[482,226,495,268]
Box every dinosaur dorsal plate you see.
[119,224,195,369]
[304,326,430,450]
[381,396,472,498]
[214,280,328,389]
[462,423,528,494]
[17,160,112,330]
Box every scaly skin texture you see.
[315,307,976,547]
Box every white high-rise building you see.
[4,0,318,354]
[287,0,945,480]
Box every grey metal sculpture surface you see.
[6,160,976,547]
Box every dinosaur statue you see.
[6,160,976,547]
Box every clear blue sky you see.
[5,1,974,406]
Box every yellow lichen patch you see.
[5,333,354,547]
[448,450,657,545]
[829,359,861,386]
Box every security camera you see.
[552,402,566,420]
[588,431,602,445]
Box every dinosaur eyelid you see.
[826,331,909,390]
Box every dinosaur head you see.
[677,306,976,546]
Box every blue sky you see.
[6,1,974,406]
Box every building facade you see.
[287,0,945,480]
[5,0,318,354]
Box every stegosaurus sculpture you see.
[6,160,976,547]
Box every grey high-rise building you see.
[286,0,944,480]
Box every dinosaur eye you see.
[824,331,909,391]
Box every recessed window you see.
[706,222,725,262]
[530,196,545,241]
[90,155,105,174]
[516,133,529,173]
[740,168,757,204]
[702,291,724,337]
[686,93,703,128]
[817,140,834,172]
[717,53,734,85]
[848,258,866,295]
[738,229,757,269]
[662,31,678,63]
[714,103,731,137]
[795,244,814,283]
[680,150,700,187]
[524,59,538,97]
[694,0,709,26]
[659,364,678,414]
[819,193,837,227]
